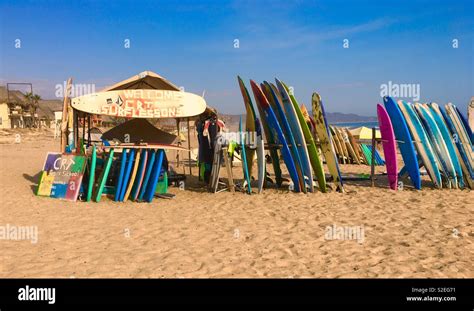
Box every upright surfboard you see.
[264,81,305,192]
[119,148,136,201]
[239,117,252,194]
[138,149,157,201]
[251,80,300,192]
[144,149,165,202]
[454,105,473,144]
[415,104,457,188]
[131,149,149,200]
[209,133,223,193]
[445,104,474,167]
[86,145,97,201]
[239,77,282,187]
[398,101,442,188]
[255,118,265,194]
[377,104,398,190]
[383,97,421,189]
[346,129,363,164]
[123,149,141,200]
[469,98,474,136]
[114,149,128,201]
[341,128,360,164]
[237,77,256,185]
[72,89,206,118]
[335,127,350,163]
[330,126,345,164]
[276,79,314,192]
[439,104,474,181]
[427,103,464,188]
[281,82,326,192]
[312,93,344,192]
[94,148,114,202]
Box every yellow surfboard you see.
[123,150,141,201]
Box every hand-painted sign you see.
[71,89,206,118]
[36,152,87,201]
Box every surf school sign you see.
[71,89,207,118]
[36,152,86,201]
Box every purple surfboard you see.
[377,104,398,190]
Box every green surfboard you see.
[94,148,114,202]
[281,81,326,192]
[86,145,97,202]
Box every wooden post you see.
[75,109,80,151]
[371,127,376,187]
[87,114,91,147]
[60,78,72,152]
[176,118,180,167]
[82,113,86,145]
[187,117,192,176]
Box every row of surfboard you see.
[327,126,385,166]
[235,77,344,193]
[85,146,165,202]
[378,97,474,190]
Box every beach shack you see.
[37,71,207,203]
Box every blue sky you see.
[0,0,472,116]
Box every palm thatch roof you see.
[0,86,29,107]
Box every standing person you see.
[196,111,225,183]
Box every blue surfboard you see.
[427,103,464,188]
[383,97,421,189]
[131,149,148,200]
[114,149,128,201]
[144,149,165,202]
[415,104,457,188]
[239,116,252,194]
[399,101,442,188]
[275,78,313,192]
[250,80,300,192]
[119,148,135,201]
[264,81,305,193]
[138,149,156,201]
[454,105,474,144]
[439,105,474,180]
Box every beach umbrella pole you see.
[371,127,376,187]
[176,118,180,168]
[187,117,192,176]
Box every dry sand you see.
[0,129,473,278]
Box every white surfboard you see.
[71,89,206,118]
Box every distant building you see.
[37,99,63,128]
[0,86,29,129]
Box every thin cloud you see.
[193,16,400,55]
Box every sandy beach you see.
[0,128,472,278]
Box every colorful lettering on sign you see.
[37,153,86,202]
[101,102,184,118]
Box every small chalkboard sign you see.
[37,152,87,202]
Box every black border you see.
[0,278,472,306]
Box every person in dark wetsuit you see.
[196,113,226,183]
